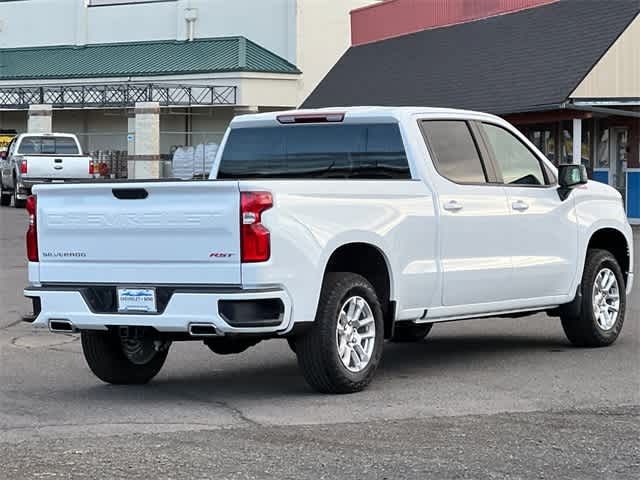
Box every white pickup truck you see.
[0,133,94,208]
[23,107,633,393]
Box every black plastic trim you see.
[218,299,284,328]
[21,296,41,323]
[112,188,148,200]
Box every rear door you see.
[36,181,242,285]
[421,119,514,307]
[479,121,578,300]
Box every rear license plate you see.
[117,288,157,313]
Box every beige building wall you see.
[571,15,640,99]
[295,0,380,106]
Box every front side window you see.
[421,120,486,184]
[482,123,546,186]
[219,123,410,179]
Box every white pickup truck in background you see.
[23,107,633,394]
[0,133,94,208]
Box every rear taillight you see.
[20,159,27,174]
[26,195,38,262]
[240,191,272,263]
[89,160,95,175]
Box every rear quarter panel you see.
[239,180,437,324]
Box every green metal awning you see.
[0,36,301,80]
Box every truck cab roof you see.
[230,106,506,128]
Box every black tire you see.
[561,249,626,347]
[0,185,10,207]
[286,337,297,354]
[390,322,433,342]
[205,338,260,355]
[81,330,169,384]
[295,272,384,394]
[12,180,25,208]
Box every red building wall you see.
[351,0,559,45]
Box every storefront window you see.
[596,120,610,168]
[520,125,556,163]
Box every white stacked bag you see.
[171,143,218,179]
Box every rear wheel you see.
[81,330,170,384]
[295,272,384,394]
[12,177,25,208]
[561,249,626,347]
[390,322,433,342]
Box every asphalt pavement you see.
[1,205,638,479]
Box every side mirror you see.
[0,151,6,160]
[557,163,587,200]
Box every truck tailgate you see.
[34,181,241,285]
[23,155,93,179]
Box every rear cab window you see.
[218,123,411,179]
[420,120,487,184]
[18,136,80,155]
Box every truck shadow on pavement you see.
[68,333,577,400]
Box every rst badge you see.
[209,252,234,259]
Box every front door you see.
[480,122,578,302]
[610,127,628,207]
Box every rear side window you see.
[421,120,486,184]
[18,137,79,155]
[482,123,546,186]
[218,123,410,179]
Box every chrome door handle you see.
[512,200,529,211]
[443,200,463,212]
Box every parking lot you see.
[1,205,639,479]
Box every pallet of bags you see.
[192,143,219,179]
[171,145,196,180]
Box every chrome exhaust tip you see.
[48,319,76,333]
[188,323,219,337]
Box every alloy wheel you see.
[336,296,376,373]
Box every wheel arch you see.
[586,227,631,286]
[322,241,395,337]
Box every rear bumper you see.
[23,286,293,335]
[18,178,93,199]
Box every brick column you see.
[133,102,160,179]
[126,113,136,179]
[27,105,52,134]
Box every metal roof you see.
[0,36,301,81]
[302,0,640,115]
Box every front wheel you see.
[81,330,170,384]
[561,249,626,347]
[294,272,384,394]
